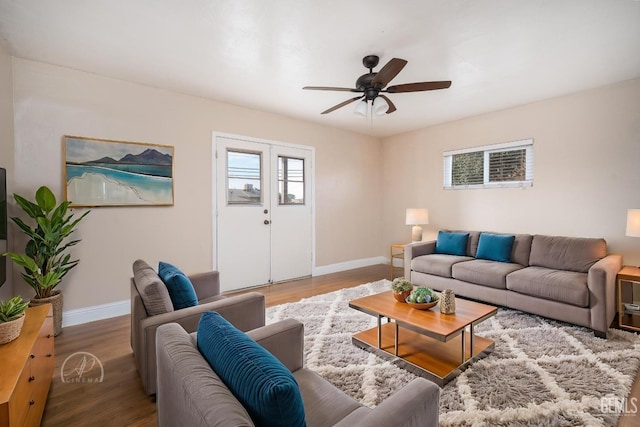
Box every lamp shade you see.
[627,209,640,237]
[372,97,389,116]
[353,99,368,116]
[406,208,429,225]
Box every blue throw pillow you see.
[197,312,306,427]
[476,233,515,263]
[434,231,469,256]
[158,262,198,310]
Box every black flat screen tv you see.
[0,168,6,286]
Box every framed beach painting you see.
[64,135,174,207]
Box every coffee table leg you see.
[461,329,466,364]
[470,323,475,360]
[377,315,382,348]
[394,321,399,356]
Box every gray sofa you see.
[131,259,266,394]
[156,320,440,427]
[405,232,623,337]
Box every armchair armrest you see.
[404,240,436,279]
[335,378,439,427]
[137,291,265,394]
[246,319,304,372]
[188,270,220,301]
[588,254,623,334]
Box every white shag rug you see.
[266,280,640,426]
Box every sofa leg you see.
[594,330,607,339]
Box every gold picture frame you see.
[63,135,174,207]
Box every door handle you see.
[264,220,271,225]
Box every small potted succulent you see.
[0,296,29,344]
[391,277,414,303]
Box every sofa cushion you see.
[476,233,515,263]
[434,231,469,256]
[293,369,362,427]
[132,259,174,316]
[158,261,199,310]
[452,259,525,289]
[529,235,607,273]
[506,266,589,307]
[197,312,306,427]
[411,254,474,278]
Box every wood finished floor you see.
[41,264,639,427]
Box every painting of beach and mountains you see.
[64,136,174,207]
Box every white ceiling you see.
[0,0,639,138]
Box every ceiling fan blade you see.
[385,81,452,93]
[378,95,397,114]
[321,96,363,114]
[303,86,360,92]
[371,58,407,88]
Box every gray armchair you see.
[131,259,265,395]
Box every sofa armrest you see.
[404,240,436,279]
[137,292,265,394]
[335,378,440,427]
[188,271,220,301]
[246,319,304,372]
[588,254,623,334]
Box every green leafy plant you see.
[2,186,90,298]
[0,296,29,322]
[391,277,414,293]
[407,287,439,304]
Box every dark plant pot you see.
[393,290,411,303]
[30,290,63,336]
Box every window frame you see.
[277,155,305,206]
[226,149,263,205]
[443,139,533,190]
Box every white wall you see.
[382,78,640,265]
[0,40,14,301]
[10,58,383,312]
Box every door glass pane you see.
[227,150,261,204]
[278,156,304,205]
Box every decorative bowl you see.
[392,290,412,303]
[405,300,439,310]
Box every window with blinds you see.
[443,139,533,189]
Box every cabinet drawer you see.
[8,362,33,427]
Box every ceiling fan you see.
[303,55,451,115]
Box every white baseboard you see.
[62,299,130,328]
[62,256,388,327]
[313,256,387,276]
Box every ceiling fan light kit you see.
[304,55,452,116]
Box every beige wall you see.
[0,40,14,301]
[382,78,640,265]
[10,58,382,311]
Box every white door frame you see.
[211,131,316,281]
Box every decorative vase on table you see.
[393,290,412,303]
[0,314,25,344]
[440,289,455,314]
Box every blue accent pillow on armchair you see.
[434,231,469,256]
[197,312,306,427]
[476,233,515,263]
[158,262,198,310]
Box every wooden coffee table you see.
[349,291,497,386]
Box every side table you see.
[390,244,407,280]
[617,265,640,332]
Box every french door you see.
[215,135,313,292]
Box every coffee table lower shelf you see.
[352,322,494,387]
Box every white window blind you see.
[443,139,533,189]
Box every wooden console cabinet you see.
[0,304,54,427]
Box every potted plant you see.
[3,186,89,336]
[0,296,29,344]
[391,277,414,303]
